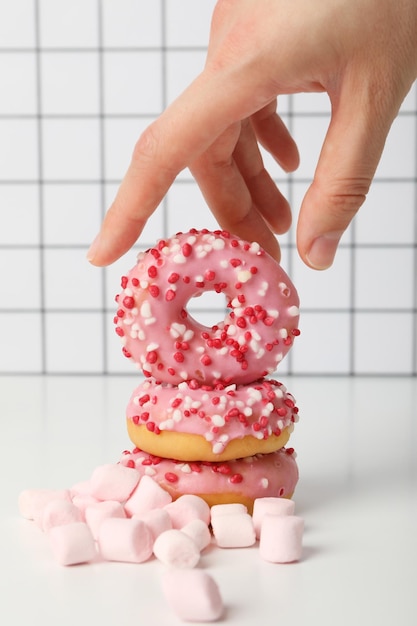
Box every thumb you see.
[296,91,394,270]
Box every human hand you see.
[88,0,417,269]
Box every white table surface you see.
[0,375,416,626]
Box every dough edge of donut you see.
[126,419,292,462]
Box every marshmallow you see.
[164,494,211,529]
[18,489,71,522]
[162,569,224,622]
[252,497,295,539]
[181,519,212,552]
[70,480,93,498]
[42,499,84,532]
[211,512,256,548]
[85,501,126,540]
[48,522,96,566]
[124,475,172,517]
[71,494,100,515]
[97,517,153,564]
[153,529,200,568]
[134,508,172,541]
[259,515,304,563]
[210,503,248,518]
[89,464,140,502]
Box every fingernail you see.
[86,234,101,263]
[306,231,343,270]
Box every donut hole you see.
[186,290,228,329]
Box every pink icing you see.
[119,447,299,502]
[126,378,299,455]
[114,229,300,385]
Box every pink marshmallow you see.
[18,489,71,522]
[259,514,304,563]
[153,529,200,568]
[134,508,172,541]
[48,522,96,566]
[162,569,224,622]
[164,494,211,529]
[97,517,153,564]
[70,480,93,498]
[181,519,212,552]
[124,475,172,517]
[42,499,84,532]
[85,501,126,540]
[211,512,256,548]
[210,503,248,518]
[252,497,296,539]
[89,463,140,502]
[71,494,100,516]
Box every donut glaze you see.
[126,378,299,462]
[114,229,300,385]
[119,447,299,513]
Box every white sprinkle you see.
[237,269,252,283]
[144,317,156,325]
[147,342,159,351]
[195,275,204,282]
[220,259,228,268]
[187,236,197,245]
[140,301,152,318]
[227,324,237,336]
[138,330,146,340]
[139,280,149,289]
[288,305,300,316]
[144,467,156,476]
[267,309,279,318]
[219,434,229,443]
[170,323,186,338]
[274,388,284,399]
[243,407,253,417]
[173,254,186,264]
[205,432,214,442]
[212,414,225,427]
[172,410,182,422]
[124,288,133,297]
[183,329,194,341]
[250,241,260,253]
[180,464,192,474]
[279,328,288,339]
[261,478,269,489]
[212,442,225,454]
[212,238,225,250]
[275,352,283,363]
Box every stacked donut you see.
[114,229,300,512]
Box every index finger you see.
[87,67,273,266]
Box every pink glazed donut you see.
[119,446,299,513]
[114,229,300,385]
[126,377,299,462]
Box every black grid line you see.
[0,1,416,376]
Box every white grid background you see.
[0,0,416,377]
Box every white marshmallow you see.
[153,529,200,568]
[259,514,304,563]
[18,489,71,522]
[48,522,96,566]
[252,497,295,538]
[162,569,224,622]
[71,494,100,515]
[85,500,126,540]
[97,517,153,564]
[164,494,210,529]
[210,503,248,518]
[211,512,256,548]
[89,464,140,502]
[42,499,83,532]
[181,519,212,552]
[124,475,172,517]
[134,508,172,541]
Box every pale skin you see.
[87,0,417,269]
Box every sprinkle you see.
[164,472,179,483]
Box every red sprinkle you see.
[122,296,135,309]
[182,243,192,257]
[165,472,179,483]
[165,289,176,301]
[149,284,160,298]
[168,272,180,283]
[230,473,243,484]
